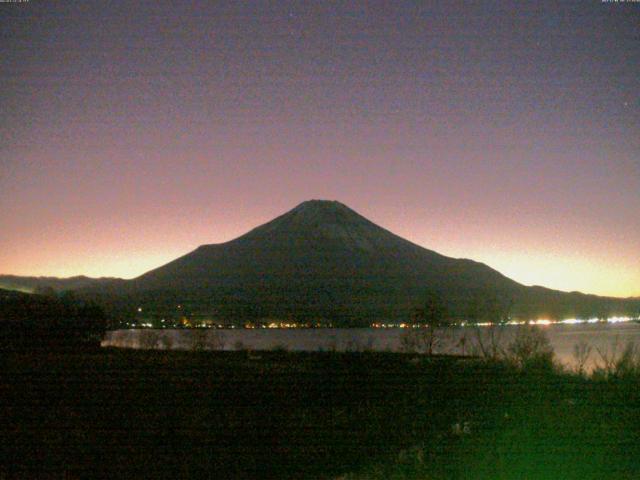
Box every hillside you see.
[0,275,119,294]
[0,288,107,349]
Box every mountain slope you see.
[83,200,636,325]
[137,200,518,291]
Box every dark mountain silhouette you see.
[0,275,119,294]
[82,200,638,325]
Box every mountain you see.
[82,200,638,325]
[0,275,120,294]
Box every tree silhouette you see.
[407,290,449,355]
[466,292,512,359]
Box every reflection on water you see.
[103,322,640,371]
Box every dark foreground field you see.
[2,349,639,479]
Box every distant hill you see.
[0,275,120,294]
[81,200,639,325]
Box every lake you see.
[103,321,640,371]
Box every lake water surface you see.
[103,322,640,371]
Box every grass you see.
[1,349,639,479]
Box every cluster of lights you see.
[514,317,635,327]
[130,308,636,329]
[266,322,299,329]
[371,323,422,329]
[243,322,326,329]
[370,316,636,329]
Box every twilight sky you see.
[1,0,638,297]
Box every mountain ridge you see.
[0,275,120,294]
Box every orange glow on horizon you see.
[2,239,637,298]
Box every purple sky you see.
[1,1,638,297]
